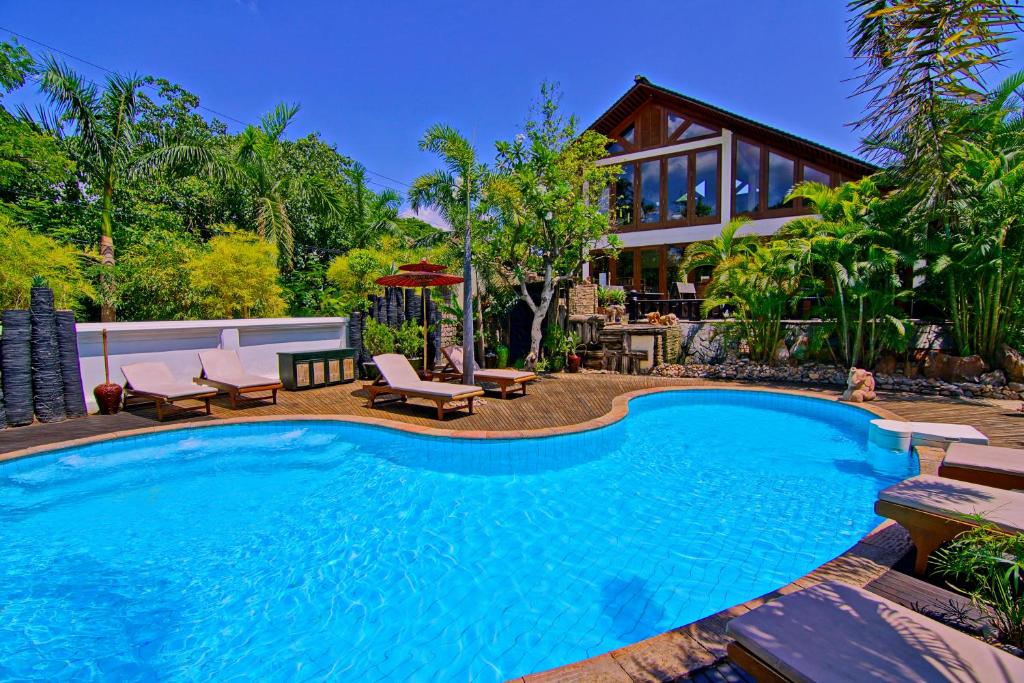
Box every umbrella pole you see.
[422,286,428,373]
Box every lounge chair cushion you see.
[443,347,537,383]
[476,368,537,383]
[374,354,481,399]
[121,362,216,400]
[878,474,1024,534]
[728,581,1024,683]
[199,350,278,388]
[944,443,1024,475]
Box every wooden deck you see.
[1,373,1022,454]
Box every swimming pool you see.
[0,389,916,681]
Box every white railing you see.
[75,317,348,409]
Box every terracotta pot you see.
[93,382,123,415]
[566,353,581,373]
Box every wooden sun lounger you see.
[938,442,1024,490]
[367,353,484,420]
[121,362,218,421]
[196,349,282,408]
[726,581,1024,682]
[440,346,538,399]
[875,475,1024,574]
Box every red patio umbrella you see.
[375,268,463,367]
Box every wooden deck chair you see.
[197,349,282,408]
[938,442,1024,490]
[875,474,1024,574]
[440,346,538,399]
[726,581,1024,682]
[366,353,484,420]
[122,362,218,421]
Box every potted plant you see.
[543,325,568,372]
[565,331,583,373]
[495,343,510,368]
[362,317,395,379]
[93,328,123,414]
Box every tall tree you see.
[341,162,401,250]
[38,57,149,321]
[483,83,621,365]
[409,125,487,381]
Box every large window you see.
[733,138,838,217]
[614,164,634,226]
[640,249,660,293]
[640,159,661,223]
[666,155,688,221]
[767,152,795,210]
[734,140,761,214]
[611,146,720,229]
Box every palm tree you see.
[680,216,757,275]
[38,57,148,321]
[139,102,345,268]
[409,125,488,382]
[341,162,401,250]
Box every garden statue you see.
[841,367,877,403]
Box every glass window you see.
[666,246,685,290]
[614,164,634,226]
[768,152,795,210]
[616,250,634,288]
[640,249,660,293]
[621,124,635,146]
[666,155,688,221]
[667,112,685,138]
[693,149,719,218]
[802,164,831,187]
[679,122,717,140]
[598,186,610,216]
[734,140,761,214]
[607,141,625,154]
[591,253,611,286]
[639,159,661,223]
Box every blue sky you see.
[4,1,1023,206]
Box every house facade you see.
[585,76,876,297]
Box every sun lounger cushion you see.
[944,443,1024,475]
[728,581,1024,683]
[121,362,215,400]
[374,354,480,398]
[878,474,1024,534]
[199,350,277,387]
[444,347,536,382]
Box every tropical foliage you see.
[188,230,286,319]
[0,214,95,313]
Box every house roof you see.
[588,76,878,177]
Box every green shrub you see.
[598,287,626,306]
[932,525,1024,648]
[188,230,285,319]
[117,230,203,320]
[363,317,395,357]
[394,319,424,358]
[0,214,95,313]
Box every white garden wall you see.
[75,317,348,410]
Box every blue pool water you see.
[0,390,916,681]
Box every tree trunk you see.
[99,181,117,323]
[525,261,556,366]
[462,215,475,384]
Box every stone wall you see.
[652,360,1024,400]
[568,283,597,316]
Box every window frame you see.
[731,137,838,218]
[609,144,722,233]
[604,104,720,157]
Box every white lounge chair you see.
[876,474,1024,574]
[869,418,989,450]
[197,349,282,408]
[366,353,484,420]
[122,362,218,421]
[939,442,1024,490]
[441,346,538,399]
[727,581,1024,682]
